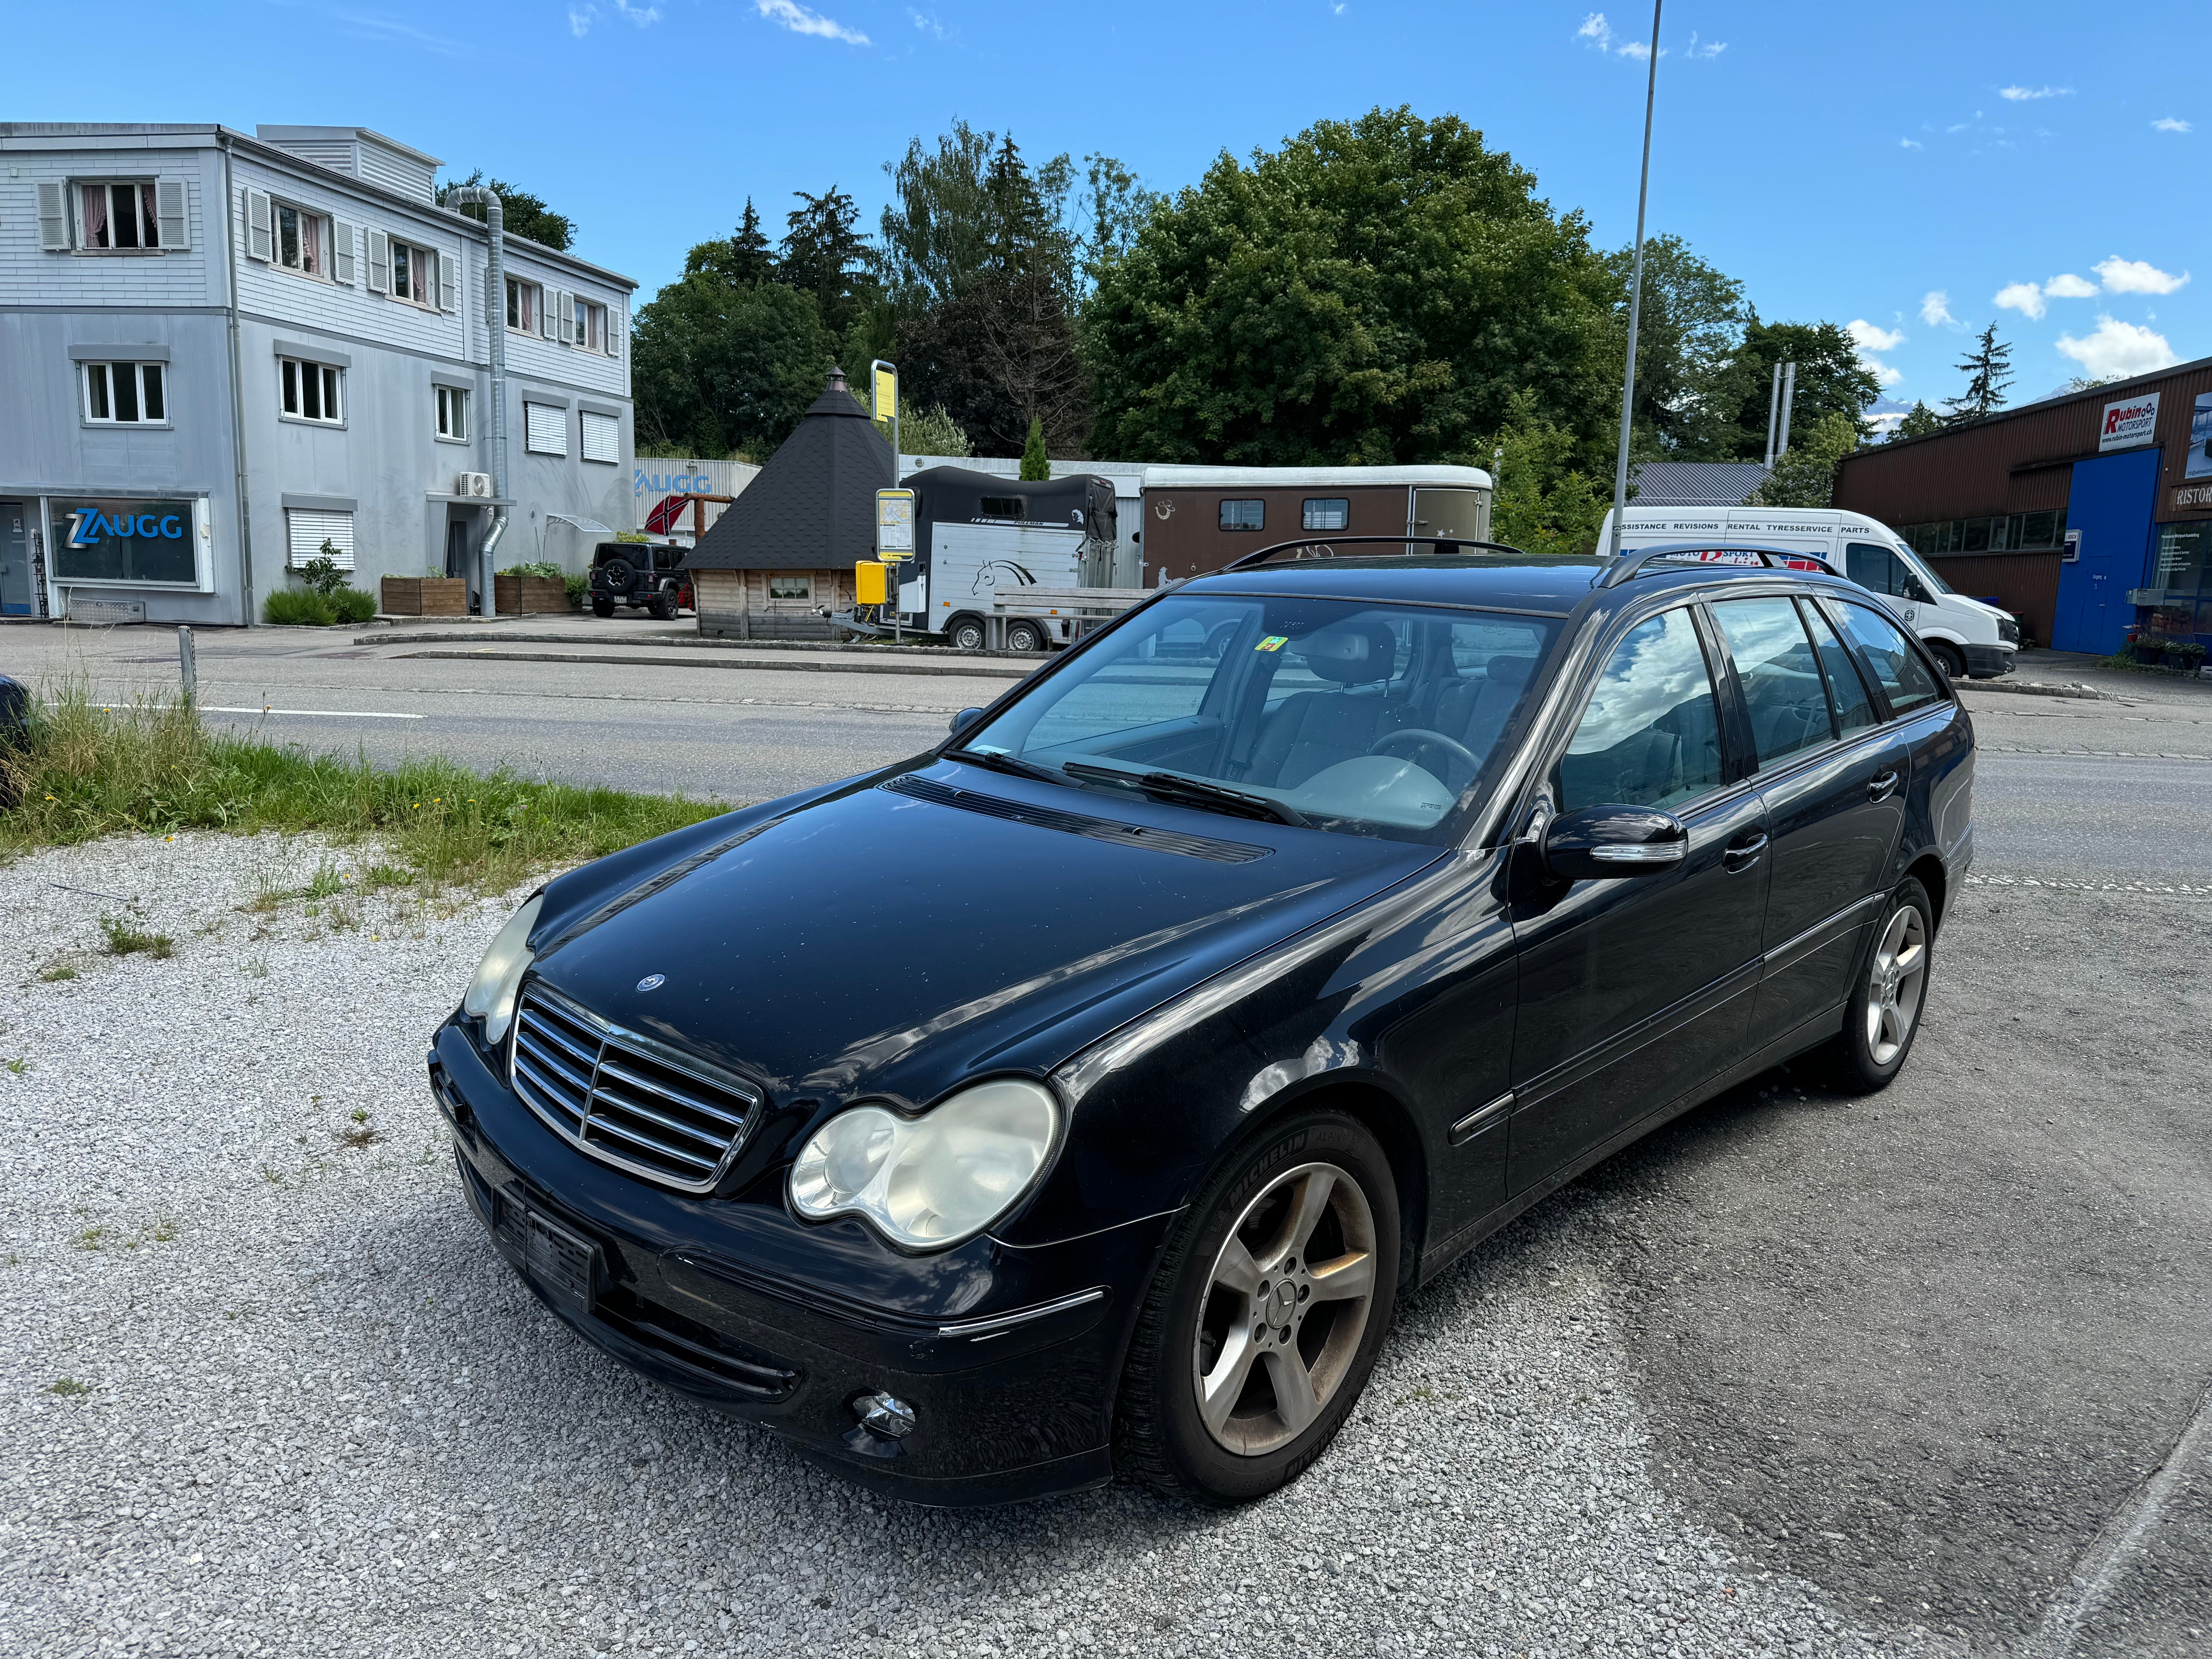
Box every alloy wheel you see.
[1192,1161,1377,1456]
[1865,903,1927,1066]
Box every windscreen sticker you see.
[1256,635,1290,652]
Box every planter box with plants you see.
[268,551,377,627]
[381,575,467,617]
[495,563,580,614]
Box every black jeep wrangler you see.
[588,542,692,620]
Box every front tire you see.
[1819,876,1933,1093]
[1116,1109,1400,1506]
[1929,641,1966,680]
[948,615,986,652]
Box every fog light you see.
[854,1392,917,1439]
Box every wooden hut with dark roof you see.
[684,368,893,639]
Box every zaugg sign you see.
[49,496,202,586]
[66,505,189,546]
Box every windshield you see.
[956,594,1559,843]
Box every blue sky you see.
[24,1,2204,419]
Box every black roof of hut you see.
[683,369,893,572]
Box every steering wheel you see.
[1372,727,1481,771]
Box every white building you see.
[0,122,637,624]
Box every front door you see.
[2056,449,2159,654]
[0,503,31,617]
[1507,604,1771,1194]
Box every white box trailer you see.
[901,520,1088,650]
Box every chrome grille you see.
[510,984,761,1194]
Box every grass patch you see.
[5,1056,27,1075]
[100,916,173,959]
[2,684,729,893]
[37,965,76,982]
[48,1377,91,1397]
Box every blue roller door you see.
[2055,449,2159,654]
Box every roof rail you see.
[1221,533,1536,573]
[1597,543,1841,589]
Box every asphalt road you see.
[7,625,2210,1654]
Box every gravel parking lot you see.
[3,655,2207,1659]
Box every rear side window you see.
[1845,542,1902,596]
[1556,608,1724,812]
[1832,601,1946,716]
[1712,597,1834,768]
[1219,499,1265,531]
[1799,600,1877,735]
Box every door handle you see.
[1867,769,1900,802]
[1723,830,1768,872]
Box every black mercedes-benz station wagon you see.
[429,537,1973,1508]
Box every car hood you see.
[527,761,1439,1106]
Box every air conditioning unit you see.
[458,472,494,498]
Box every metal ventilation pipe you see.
[445,185,507,618]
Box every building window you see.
[82,362,167,426]
[436,385,470,442]
[768,574,812,599]
[389,236,433,306]
[1903,512,2068,556]
[580,409,619,464]
[979,496,1027,519]
[280,357,344,425]
[1219,498,1266,531]
[274,202,329,276]
[50,496,201,585]
[570,295,607,352]
[285,508,356,572]
[78,181,159,250]
[1302,498,1350,531]
[524,402,567,456]
[506,276,540,333]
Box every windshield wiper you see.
[946,748,1069,786]
[1061,762,1306,826]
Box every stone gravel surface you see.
[1,832,1958,1659]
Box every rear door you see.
[1709,593,1913,1043]
[1506,604,1770,1194]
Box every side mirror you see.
[947,708,984,738]
[1542,804,1688,883]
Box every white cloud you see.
[1867,410,1908,436]
[1684,31,1725,58]
[1848,319,1907,353]
[2056,316,2179,380]
[613,0,660,20]
[2095,255,2190,294]
[1899,137,1923,149]
[908,7,948,36]
[2152,117,2192,134]
[568,3,594,33]
[1576,12,1700,60]
[1576,12,1615,47]
[2042,272,2098,299]
[1994,281,2047,321]
[755,0,869,44]
[1999,84,2072,101]
[1920,290,1957,327]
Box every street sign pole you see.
[872,362,902,638]
[1607,0,1663,562]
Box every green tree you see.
[437,170,574,251]
[895,404,972,458]
[778,187,874,338]
[1945,324,2014,423]
[727,198,776,285]
[1084,106,1618,468]
[1020,416,1050,478]
[1484,397,1611,555]
[1894,400,1943,440]
[630,258,836,458]
[1601,234,1747,456]
[1697,315,1882,460]
[1746,410,1861,508]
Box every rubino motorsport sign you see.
[49,497,206,585]
[2098,391,2160,452]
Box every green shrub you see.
[565,573,589,610]
[331,589,376,624]
[499,561,566,579]
[265,590,337,626]
[293,545,350,597]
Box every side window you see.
[1831,601,1946,716]
[1845,542,1900,596]
[1799,600,1877,734]
[1219,499,1265,531]
[1555,608,1724,812]
[1711,597,1834,768]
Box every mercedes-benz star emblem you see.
[635,974,666,993]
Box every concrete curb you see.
[1956,680,2109,702]
[356,627,1048,663]
[396,648,1035,680]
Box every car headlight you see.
[461,893,543,1046]
[788,1078,1060,1250]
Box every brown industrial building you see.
[1834,356,2212,654]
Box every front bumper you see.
[430,1024,1168,1506]
[1963,642,2016,678]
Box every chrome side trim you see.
[1449,1092,1513,1146]
[1761,892,1884,975]
[936,1287,1108,1339]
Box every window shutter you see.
[155,179,189,251]
[246,187,273,261]
[331,219,356,285]
[37,182,70,250]
[539,288,554,340]
[365,227,389,293]
[524,402,567,456]
[438,251,457,313]
[580,410,619,464]
[606,307,622,357]
[562,291,579,345]
[285,509,356,571]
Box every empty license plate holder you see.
[496,1190,598,1316]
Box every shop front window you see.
[49,497,200,584]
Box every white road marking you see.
[1967,874,2212,896]
[202,707,425,720]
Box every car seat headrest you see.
[1299,620,1398,684]
[1484,654,1535,692]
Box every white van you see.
[1596,507,2020,678]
